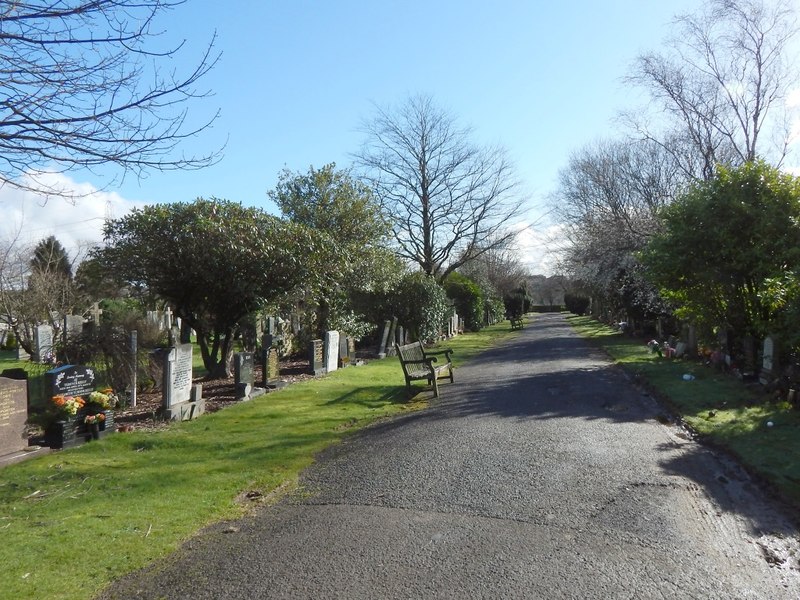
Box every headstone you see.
[386,318,398,357]
[161,343,202,420]
[163,306,173,331]
[339,335,349,368]
[309,339,325,376]
[89,302,103,328]
[46,364,96,399]
[63,315,84,342]
[0,376,29,460]
[347,337,356,365]
[291,314,301,336]
[674,342,687,358]
[324,331,340,373]
[129,330,138,408]
[146,310,162,330]
[234,352,254,399]
[263,347,282,387]
[262,333,274,353]
[34,324,54,363]
[377,320,391,359]
[396,326,405,346]
[15,345,29,361]
[760,335,778,385]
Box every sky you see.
[4,0,793,274]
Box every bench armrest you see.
[424,348,453,361]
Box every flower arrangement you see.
[52,395,85,416]
[84,413,106,425]
[87,388,119,410]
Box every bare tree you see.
[624,0,799,179]
[0,234,79,355]
[355,95,526,282]
[0,0,221,200]
[551,139,682,319]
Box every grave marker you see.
[324,331,340,373]
[34,324,54,363]
[263,347,284,389]
[0,376,28,461]
[63,315,84,343]
[161,343,203,420]
[234,352,254,399]
[309,339,325,376]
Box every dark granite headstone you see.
[339,335,349,367]
[46,364,96,399]
[0,377,28,458]
[234,352,254,399]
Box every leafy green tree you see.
[444,272,484,331]
[392,272,450,343]
[642,161,800,355]
[269,163,398,338]
[31,236,72,279]
[99,198,313,377]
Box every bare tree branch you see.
[354,94,526,282]
[0,0,222,201]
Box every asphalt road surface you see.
[100,313,800,599]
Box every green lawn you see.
[0,320,517,600]
[567,314,800,508]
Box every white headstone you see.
[324,330,339,373]
[34,324,54,362]
[163,343,193,408]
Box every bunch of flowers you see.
[84,413,106,425]
[51,395,85,416]
[88,390,112,409]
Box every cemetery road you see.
[99,313,800,599]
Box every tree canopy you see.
[641,161,800,350]
[99,198,313,376]
[269,163,401,338]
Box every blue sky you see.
[1,0,751,272]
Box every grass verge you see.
[0,320,517,600]
[567,314,800,508]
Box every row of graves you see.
[1,310,466,465]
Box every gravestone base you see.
[249,387,267,399]
[0,445,49,467]
[164,398,205,421]
[235,383,252,400]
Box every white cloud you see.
[0,172,146,265]
[511,221,567,276]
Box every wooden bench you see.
[395,341,454,398]
[510,316,524,330]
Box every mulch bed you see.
[112,356,316,433]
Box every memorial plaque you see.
[46,365,96,398]
[0,377,28,457]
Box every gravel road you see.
[100,313,800,599]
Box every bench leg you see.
[431,376,439,398]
